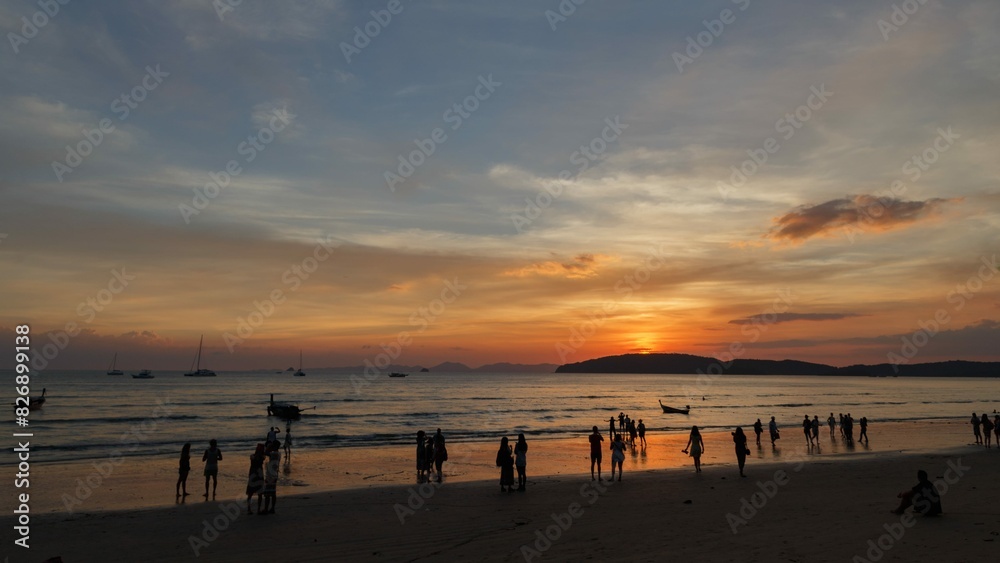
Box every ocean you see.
[10,370,1000,464]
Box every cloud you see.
[729,313,863,325]
[766,195,958,242]
[502,254,610,279]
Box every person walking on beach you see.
[433,428,447,482]
[971,413,982,444]
[627,418,637,447]
[753,418,763,446]
[425,433,436,479]
[859,417,869,443]
[891,469,942,516]
[637,419,646,447]
[177,443,191,498]
[202,439,222,499]
[827,413,836,437]
[838,413,845,438]
[732,427,748,478]
[283,423,293,460]
[261,442,280,514]
[589,426,604,481]
[768,417,780,445]
[610,433,626,481]
[416,431,428,481]
[811,415,820,444]
[496,437,515,493]
[514,433,528,491]
[609,416,616,441]
[683,426,705,473]
[618,412,625,434]
[246,444,265,514]
[981,414,994,448]
[844,413,854,442]
[802,415,813,445]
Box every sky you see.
[1,0,999,372]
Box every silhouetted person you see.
[684,426,705,473]
[982,414,994,448]
[994,415,1000,446]
[768,417,780,445]
[891,470,942,516]
[844,413,854,442]
[514,433,528,491]
[283,424,293,460]
[838,413,845,438]
[433,428,447,482]
[637,419,647,447]
[261,442,280,514]
[859,417,869,443]
[827,413,836,437]
[971,413,982,444]
[609,417,616,441]
[753,419,763,446]
[425,433,436,479]
[803,415,813,444]
[610,433,626,481]
[176,443,191,497]
[627,418,637,446]
[811,415,820,443]
[618,412,625,433]
[266,427,279,450]
[202,439,222,499]
[246,443,265,514]
[733,427,748,478]
[496,437,515,493]
[416,430,428,481]
[589,426,604,481]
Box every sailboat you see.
[183,335,217,377]
[293,350,306,377]
[106,353,124,375]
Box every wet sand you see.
[9,446,999,562]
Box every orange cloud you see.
[502,253,611,279]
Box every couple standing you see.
[497,433,528,492]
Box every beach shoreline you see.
[8,445,998,562]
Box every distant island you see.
[556,353,1000,377]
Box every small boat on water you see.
[29,388,46,411]
[293,350,306,377]
[131,370,154,379]
[184,335,217,377]
[388,372,408,378]
[106,353,124,375]
[659,400,690,414]
[267,394,314,420]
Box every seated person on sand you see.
[891,470,942,516]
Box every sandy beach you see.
[6,424,998,562]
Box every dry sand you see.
[6,439,999,562]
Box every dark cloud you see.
[767,195,958,242]
[729,313,862,325]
